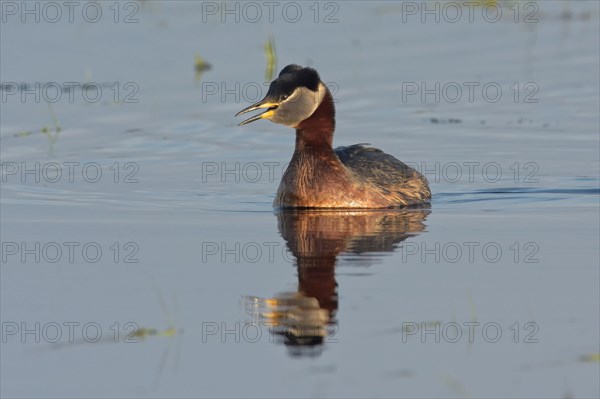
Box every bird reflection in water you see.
[244,208,429,356]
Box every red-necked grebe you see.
[236,64,431,208]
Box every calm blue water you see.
[1,1,599,398]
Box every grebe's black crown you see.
[264,64,321,102]
[278,64,320,91]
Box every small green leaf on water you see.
[264,34,277,81]
[194,54,212,72]
[194,53,212,84]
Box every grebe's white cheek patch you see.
[301,83,326,117]
[272,84,327,128]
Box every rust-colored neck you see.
[294,89,336,151]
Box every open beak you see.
[235,99,280,126]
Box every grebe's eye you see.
[282,94,288,100]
